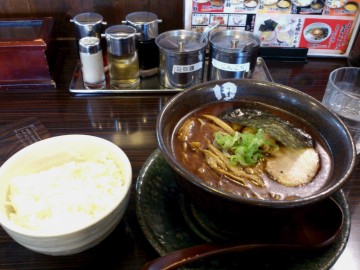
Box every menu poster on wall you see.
[184,0,360,56]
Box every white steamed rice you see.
[6,155,125,234]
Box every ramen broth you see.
[172,101,332,200]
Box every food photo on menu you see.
[253,15,354,53]
[254,17,298,47]
[299,18,354,53]
[189,0,359,56]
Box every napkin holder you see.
[259,47,308,62]
[0,17,56,90]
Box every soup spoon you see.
[141,197,344,270]
[199,21,220,43]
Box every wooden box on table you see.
[0,17,55,89]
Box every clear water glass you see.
[322,67,360,153]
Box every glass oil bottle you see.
[105,25,140,89]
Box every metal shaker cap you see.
[105,25,137,56]
[209,30,260,53]
[79,37,101,54]
[156,30,208,54]
[70,12,106,39]
[123,11,162,41]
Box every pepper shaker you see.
[70,12,107,42]
[70,12,108,61]
[79,37,106,90]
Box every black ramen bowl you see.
[156,79,356,224]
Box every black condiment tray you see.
[69,57,273,95]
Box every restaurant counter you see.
[0,44,358,270]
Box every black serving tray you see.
[69,57,273,95]
[136,149,350,270]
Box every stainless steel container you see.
[70,12,107,40]
[122,11,162,78]
[123,11,161,41]
[208,30,260,81]
[156,30,208,89]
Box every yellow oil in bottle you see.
[108,52,140,89]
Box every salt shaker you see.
[79,37,106,90]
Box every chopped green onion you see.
[215,129,276,166]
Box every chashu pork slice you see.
[265,147,320,187]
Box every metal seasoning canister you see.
[105,25,140,89]
[79,37,106,90]
[123,11,162,78]
[208,30,260,81]
[156,30,208,89]
[70,12,107,41]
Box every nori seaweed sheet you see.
[221,107,313,148]
[259,19,278,32]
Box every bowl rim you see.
[156,78,357,208]
[0,134,132,237]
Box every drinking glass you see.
[322,67,360,153]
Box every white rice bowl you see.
[0,135,132,255]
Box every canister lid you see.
[79,37,101,54]
[124,11,160,41]
[156,30,207,53]
[72,12,103,26]
[71,12,106,40]
[209,30,260,52]
[105,25,137,56]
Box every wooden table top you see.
[0,44,358,270]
